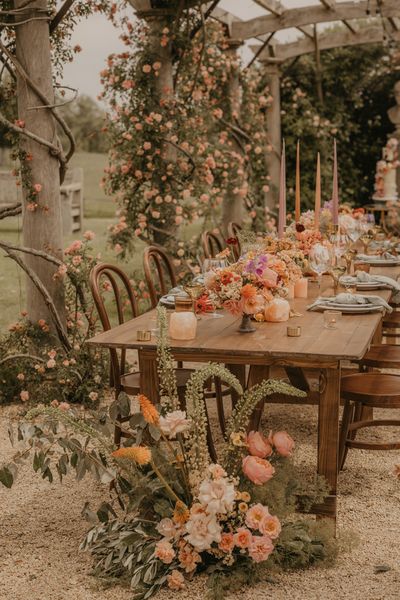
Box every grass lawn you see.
[69,151,114,218]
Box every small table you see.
[87,273,397,522]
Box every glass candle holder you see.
[169,311,197,340]
[323,310,341,330]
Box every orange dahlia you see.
[138,394,159,424]
[240,284,257,299]
[112,446,152,465]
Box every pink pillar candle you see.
[278,140,286,238]
[286,283,295,299]
[332,138,339,226]
[169,311,197,340]
[294,277,308,298]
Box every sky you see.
[62,0,321,101]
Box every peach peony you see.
[219,532,235,553]
[167,569,185,591]
[245,503,270,530]
[155,539,175,564]
[248,535,274,563]
[272,431,295,457]
[259,515,281,539]
[234,527,252,549]
[247,431,273,459]
[242,456,275,485]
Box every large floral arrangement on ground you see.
[1,307,335,599]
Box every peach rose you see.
[272,431,295,457]
[245,503,270,530]
[155,539,175,564]
[242,456,275,485]
[167,569,185,590]
[247,431,273,459]
[241,294,265,315]
[248,535,274,563]
[178,543,201,573]
[218,532,234,553]
[20,390,29,402]
[234,527,252,549]
[259,515,281,539]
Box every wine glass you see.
[330,263,346,293]
[183,282,204,320]
[308,244,332,290]
[202,258,226,318]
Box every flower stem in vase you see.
[238,313,256,333]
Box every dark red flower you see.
[226,237,238,245]
[295,223,305,233]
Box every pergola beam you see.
[232,0,400,39]
[252,24,400,62]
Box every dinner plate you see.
[355,282,391,291]
[357,258,400,266]
[311,303,384,314]
[159,295,176,308]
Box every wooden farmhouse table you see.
[87,265,400,522]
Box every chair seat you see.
[121,368,194,395]
[383,312,400,328]
[341,372,400,406]
[362,344,400,369]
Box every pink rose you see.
[245,503,270,530]
[83,230,95,240]
[20,390,29,402]
[234,527,252,549]
[272,431,295,457]
[247,431,273,459]
[59,402,70,411]
[242,456,275,485]
[219,532,234,553]
[259,515,281,539]
[248,535,274,563]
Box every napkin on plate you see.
[307,292,392,313]
[356,252,398,262]
[340,270,400,292]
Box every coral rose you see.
[247,431,273,459]
[248,535,274,563]
[259,515,281,539]
[234,527,252,549]
[167,569,185,591]
[242,456,275,485]
[272,431,295,457]
[219,532,234,553]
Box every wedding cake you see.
[373,137,400,201]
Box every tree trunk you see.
[15,0,65,327]
[221,40,244,236]
[264,63,282,214]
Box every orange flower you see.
[112,446,151,465]
[173,500,190,525]
[241,284,257,299]
[138,394,159,424]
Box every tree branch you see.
[49,0,76,34]
[0,111,66,161]
[0,240,62,266]
[0,203,22,220]
[0,354,46,366]
[2,248,71,352]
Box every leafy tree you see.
[59,94,108,153]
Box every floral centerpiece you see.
[203,249,299,331]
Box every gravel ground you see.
[1,401,400,600]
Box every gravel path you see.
[1,401,400,600]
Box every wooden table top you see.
[87,266,400,363]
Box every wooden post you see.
[15,0,65,327]
[221,39,244,235]
[263,62,282,213]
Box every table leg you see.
[247,364,270,431]
[316,365,340,521]
[138,349,159,403]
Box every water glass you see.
[323,310,341,329]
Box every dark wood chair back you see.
[143,245,177,308]
[89,263,138,388]
[201,230,224,259]
[227,222,242,260]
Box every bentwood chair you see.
[339,372,400,470]
[227,221,242,260]
[89,263,193,445]
[143,245,177,308]
[201,230,224,260]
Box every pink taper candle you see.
[278,140,286,238]
[295,139,301,222]
[332,138,339,226]
[314,152,321,231]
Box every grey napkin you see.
[340,270,400,292]
[308,292,392,313]
[356,252,398,262]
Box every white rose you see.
[185,510,221,552]
[198,477,235,515]
[159,410,192,438]
[156,518,177,541]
